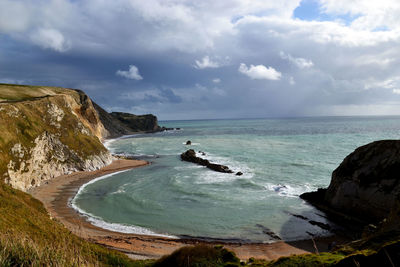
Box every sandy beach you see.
[29,159,348,261]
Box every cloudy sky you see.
[1,0,400,120]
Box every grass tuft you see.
[153,244,241,267]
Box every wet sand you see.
[29,159,348,260]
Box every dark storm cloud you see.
[1,0,400,119]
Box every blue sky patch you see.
[294,0,358,26]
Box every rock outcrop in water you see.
[301,140,400,223]
[180,149,234,173]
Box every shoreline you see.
[29,158,349,260]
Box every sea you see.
[71,116,400,242]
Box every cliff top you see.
[0,83,75,102]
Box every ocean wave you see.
[174,165,203,170]
[71,171,176,238]
[109,183,130,195]
[289,161,314,167]
[236,179,265,190]
[103,138,117,152]
[182,142,200,145]
[103,134,141,152]
[264,183,314,198]
[71,206,176,238]
[157,129,182,134]
[113,152,160,159]
[191,151,254,184]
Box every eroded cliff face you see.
[324,140,400,222]
[301,140,400,223]
[0,85,112,191]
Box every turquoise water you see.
[72,117,400,242]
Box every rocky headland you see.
[93,102,164,138]
[301,140,400,225]
[0,84,162,191]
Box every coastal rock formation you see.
[301,140,400,223]
[0,84,168,191]
[181,149,233,173]
[110,112,161,133]
[0,84,112,191]
[7,132,111,190]
[93,104,163,138]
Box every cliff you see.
[301,140,400,224]
[0,84,112,191]
[93,105,162,138]
[110,112,161,133]
[0,83,164,191]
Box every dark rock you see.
[236,172,243,176]
[208,163,233,173]
[290,213,308,221]
[180,149,233,173]
[300,188,327,203]
[326,140,400,222]
[93,102,165,138]
[306,231,315,237]
[160,127,179,131]
[255,224,281,240]
[110,112,160,133]
[309,220,331,230]
[186,140,192,145]
[301,140,400,224]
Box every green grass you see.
[153,245,240,267]
[0,83,71,102]
[0,182,153,266]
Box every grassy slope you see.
[0,83,69,102]
[0,182,152,266]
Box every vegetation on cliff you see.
[0,182,151,266]
[0,84,111,191]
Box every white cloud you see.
[364,77,400,90]
[280,51,313,69]
[212,78,221,83]
[30,28,70,52]
[238,63,282,80]
[320,0,400,31]
[194,56,220,69]
[116,65,143,80]
[393,89,400,94]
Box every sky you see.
[1,0,400,120]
